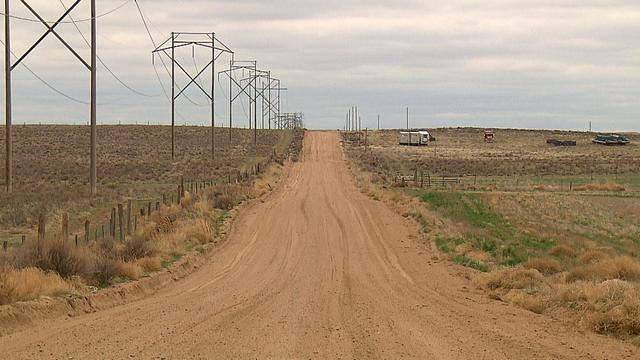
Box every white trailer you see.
[399,131,430,146]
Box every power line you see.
[57,0,158,98]
[133,0,206,107]
[0,0,131,23]
[0,38,89,104]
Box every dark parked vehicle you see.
[592,134,630,146]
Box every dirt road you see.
[1,132,636,359]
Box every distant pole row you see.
[345,106,362,132]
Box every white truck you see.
[399,131,430,146]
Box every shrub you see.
[523,258,562,275]
[121,236,154,261]
[40,239,90,279]
[93,255,118,288]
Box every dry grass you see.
[483,268,546,291]
[137,256,162,273]
[555,280,640,337]
[574,183,626,192]
[343,129,640,343]
[548,245,577,258]
[503,291,547,314]
[523,258,562,275]
[566,256,640,283]
[116,262,143,281]
[580,249,610,264]
[0,267,72,305]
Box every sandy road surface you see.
[1,132,637,359]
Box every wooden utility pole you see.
[171,32,175,159]
[211,32,215,159]
[90,0,97,196]
[4,0,12,194]
[377,114,380,130]
[5,0,97,195]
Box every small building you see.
[399,131,430,146]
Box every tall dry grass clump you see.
[523,258,562,275]
[573,183,626,192]
[548,244,577,258]
[556,279,640,338]
[483,267,546,291]
[0,267,72,305]
[566,256,640,283]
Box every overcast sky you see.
[2,0,639,131]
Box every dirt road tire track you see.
[0,132,636,359]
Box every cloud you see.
[1,0,639,131]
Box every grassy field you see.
[344,128,640,343]
[0,125,303,304]
[0,125,295,244]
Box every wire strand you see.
[133,0,206,107]
[57,0,158,98]
[0,38,89,104]
[0,0,131,24]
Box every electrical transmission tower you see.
[219,60,267,144]
[276,113,304,129]
[152,32,233,159]
[241,72,286,131]
[4,0,97,195]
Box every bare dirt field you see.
[0,131,636,359]
[344,128,640,346]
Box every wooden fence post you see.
[38,214,46,256]
[75,234,78,247]
[85,220,90,243]
[61,213,69,241]
[147,201,152,218]
[2,241,7,252]
[21,235,25,245]
[118,204,125,241]
[180,175,185,197]
[127,199,133,236]
[110,208,116,237]
[177,185,182,205]
[162,194,166,205]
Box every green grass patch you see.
[453,255,490,272]
[214,210,230,236]
[500,246,525,267]
[468,235,497,255]
[161,252,183,268]
[435,237,464,253]
[420,192,510,235]
[521,234,556,250]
